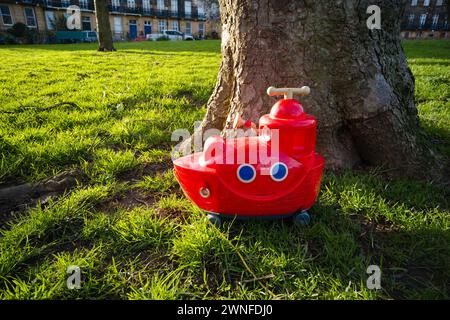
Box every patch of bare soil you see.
[96,188,157,214]
[117,161,172,183]
[154,205,190,222]
[351,214,395,256]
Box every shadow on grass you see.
[215,171,450,299]
[402,40,450,60]
[410,60,450,67]
[419,129,450,162]
[224,206,449,298]
[1,170,449,299]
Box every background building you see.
[203,0,220,38]
[0,0,46,38]
[401,0,449,39]
[0,0,217,42]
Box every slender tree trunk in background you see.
[94,0,115,51]
[446,1,450,23]
[201,0,446,180]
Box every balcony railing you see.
[142,8,152,15]
[168,10,180,18]
[154,9,170,17]
[42,0,94,11]
[18,0,46,5]
[109,5,142,14]
[401,22,450,31]
[108,5,149,15]
[180,12,206,20]
[26,0,208,19]
[6,0,208,21]
[22,0,204,19]
[79,2,94,10]
[107,5,205,19]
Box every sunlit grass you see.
[0,40,448,300]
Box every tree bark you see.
[200,0,446,180]
[94,0,115,51]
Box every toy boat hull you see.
[173,152,324,217]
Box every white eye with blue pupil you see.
[237,164,256,183]
[270,162,288,182]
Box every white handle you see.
[267,86,310,99]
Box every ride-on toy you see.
[173,86,325,226]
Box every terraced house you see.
[0,0,220,42]
[401,0,450,39]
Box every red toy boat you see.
[173,86,324,226]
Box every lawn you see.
[0,40,449,300]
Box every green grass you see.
[402,40,450,157]
[0,40,449,300]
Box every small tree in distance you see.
[94,0,115,51]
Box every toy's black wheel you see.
[294,211,311,226]
[207,213,222,227]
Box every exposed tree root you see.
[0,169,86,215]
[0,102,79,114]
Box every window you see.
[111,0,120,9]
[158,20,166,32]
[419,13,427,28]
[411,0,418,6]
[436,0,443,5]
[408,14,415,24]
[79,0,88,9]
[157,0,165,10]
[185,1,192,17]
[210,2,219,19]
[114,16,122,33]
[45,11,55,30]
[198,22,204,37]
[211,3,218,15]
[432,14,439,27]
[0,5,13,26]
[185,21,191,35]
[142,0,151,11]
[172,20,179,31]
[171,0,178,12]
[24,7,36,27]
[423,0,430,6]
[198,1,204,16]
[128,0,136,9]
[82,16,91,30]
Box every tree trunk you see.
[200,0,446,180]
[94,0,115,51]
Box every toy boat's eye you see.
[237,164,256,183]
[270,162,288,182]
